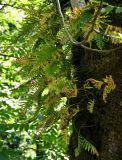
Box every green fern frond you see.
[87,99,95,114]
[79,136,99,157]
[70,9,93,36]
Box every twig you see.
[0,3,22,10]
[0,53,17,58]
[94,28,122,39]
[83,0,103,42]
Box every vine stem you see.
[56,0,122,53]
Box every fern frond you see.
[79,136,99,157]
[87,99,95,114]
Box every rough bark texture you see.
[69,44,122,160]
[99,50,122,160]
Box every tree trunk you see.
[69,42,122,160]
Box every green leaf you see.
[102,6,114,14]
[75,147,80,157]
[94,34,105,49]
[116,7,122,13]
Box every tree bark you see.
[99,50,122,160]
[69,43,122,160]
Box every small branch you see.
[0,53,17,58]
[94,28,122,39]
[11,74,39,91]
[0,3,22,10]
[83,0,103,42]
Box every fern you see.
[75,136,99,157]
[87,99,95,114]
[70,9,93,35]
